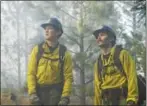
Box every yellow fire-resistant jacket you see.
[27,42,73,98]
[94,46,138,105]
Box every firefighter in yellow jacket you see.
[92,25,138,105]
[27,17,73,105]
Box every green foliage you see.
[122,32,146,74]
[131,0,146,26]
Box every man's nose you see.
[97,35,100,39]
[45,29,48,33]
[97,33,103,39]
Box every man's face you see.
[96,32,109,46]
[44,25,60,41]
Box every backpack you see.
[97,45,146,105]
[36,42,67,81]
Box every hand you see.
[127,100,136,106]
[58,97,69,106]
[29,93,40,105]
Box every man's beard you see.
[45,34,56,41]
[99,37,112,48]
[99,43,110,48]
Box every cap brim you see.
[41,23,56,29]
[93,29,105,38]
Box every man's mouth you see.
[98,40,102,42]
[96,39,102,43]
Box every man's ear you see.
[56,30,62,37]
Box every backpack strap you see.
[97,54,103,89]
[36,42,44,66]
[113,45,125,75]
[97,55,103,81]
[59,44,67,81]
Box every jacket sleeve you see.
[120,50,138,104]
[61,51,73,97]
[94,61,102,105]
[27,45,38,95]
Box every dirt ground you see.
[1,93,93,105]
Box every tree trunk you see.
[16,1,21,90]
[79,3,86,105]
[79,64,85,105]
[24,14,28,79]
[133,0,137,34]
[79,33,85,105]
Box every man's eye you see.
[48,27,54,30]
[45,27,49,30]
[49,28,54,30]
[101,33,107,36]
[45,26,54,30]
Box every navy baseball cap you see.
[93,25,116,39]
[41,17,63,37]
